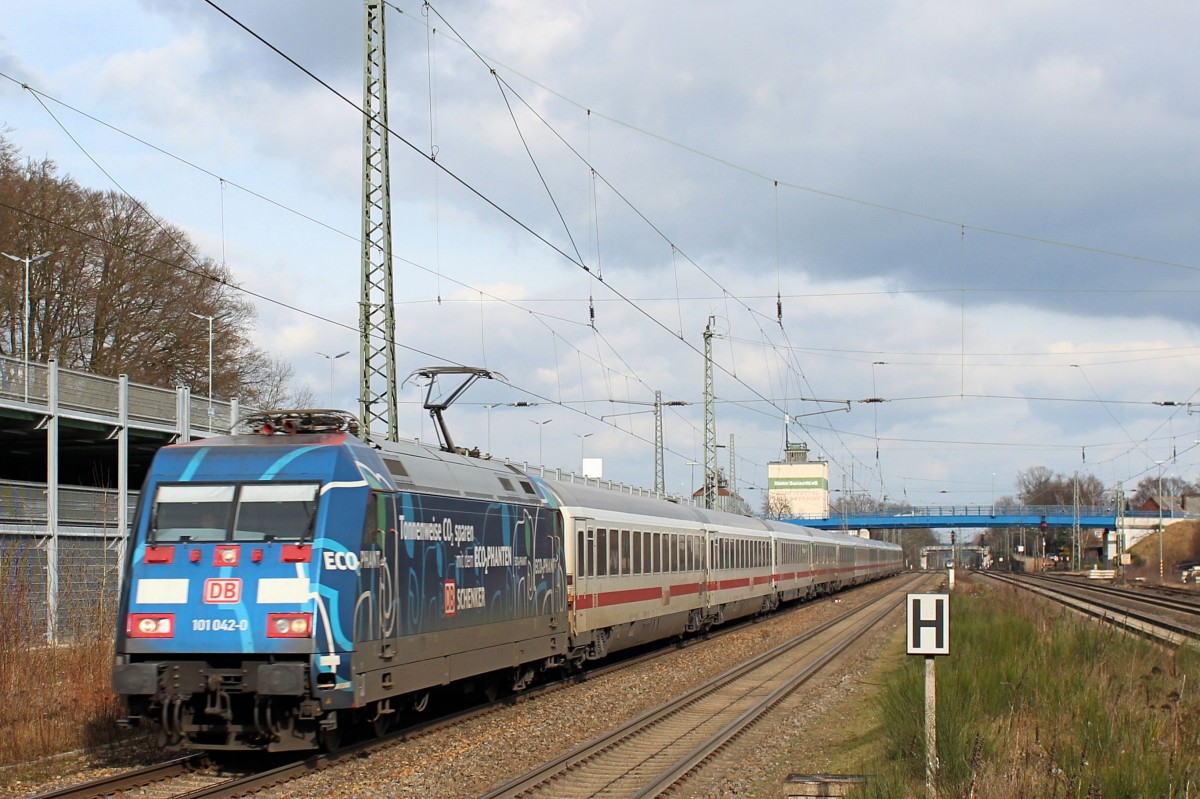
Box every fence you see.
[0,352,246,644]
[0,481,136,643]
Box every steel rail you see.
[1031,573,1200,614]
[477,573,926,799]
[982,572,1199,645]
[630,589,906,798]
[27,754,207,799]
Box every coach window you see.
[577,529,588,577]
[610,531,622,576]
[596,529,608,576]
[633,531,644,574]
[620,530,631,575]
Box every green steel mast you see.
[704,316,717,509]
[359,0,399,441]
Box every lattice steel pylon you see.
[728,433,736,511]
[703,316,717,509]
[359,0,399,442]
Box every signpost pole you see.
[925,655,937,798]
[908,592,949,799]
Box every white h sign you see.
[907,593,950,655]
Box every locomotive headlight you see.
[221,548,237,563]
[267,612,313,638]
[128,613,175,638]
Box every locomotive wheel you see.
[369,701,393,738]
[319,712,343,752]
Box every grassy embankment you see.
[0,558,129,769]
[852,576,1200,798]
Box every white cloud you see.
[3,0,1198,506]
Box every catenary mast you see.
[704,316,717,509]
[359,0,399,441]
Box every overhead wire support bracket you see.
[788,401,852,417]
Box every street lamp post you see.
[189,312,215,429]
[485,403,503,452]
[574,432,593,468]
[530,419,552,465]
[317,350,350,407]
[2,250,52,402]
[686,461,700,502]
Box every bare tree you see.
[244,354,318,410]
[1014,466,1108,507]
[1128,473,1199,509]
[0,135,307,403]
[761,493,792,519]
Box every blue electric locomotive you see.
[115,408,903,752]
[113,410,566,751]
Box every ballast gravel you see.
[4,577,915,799]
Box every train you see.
[112,409,904,751]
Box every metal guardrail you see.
[0,352,238,430]
[0,479,137,529]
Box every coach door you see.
[573,519,598,624]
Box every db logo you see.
[443,580,456,617]
[204,578,242,604]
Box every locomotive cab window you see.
[150,485,234,542]
[150,483,319,543]
[233,483,319,541]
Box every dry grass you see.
[0,556,130,768]
[1127,519,1200,583]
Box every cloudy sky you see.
[3,0,1199,511]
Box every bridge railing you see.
[0,352,238,430]
[797,504,1182,523]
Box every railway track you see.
[476,573,925,799]
[1034,572,1200,617]
[980,571,1200,645]
[24,580,904,799]
[27,755,216,799]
